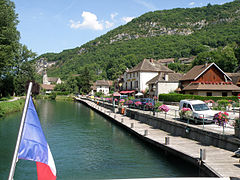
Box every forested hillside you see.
[36,0,240,81]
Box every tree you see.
[13,45,36,95]
[0,1,37,97]
[0,0,20,76]
[77,67,92,94]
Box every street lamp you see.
[119,82,122,90]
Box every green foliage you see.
[217,100,229,109]
[35,1,240,81]
[49,92,56,100]
[0,1,38,98]
[0,99,25,118]
[159,93,238,102]
[94,91,104,97]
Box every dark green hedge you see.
[159,93,239,102]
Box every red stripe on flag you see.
[36,162,56,180]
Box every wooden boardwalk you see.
[77,98,240,179]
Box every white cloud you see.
[189,2,195,6]
[122,16,135,23]
[105,21,114,28]
[111,12,118,20]
[70,11,103,30]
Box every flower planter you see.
[234,128,240,138]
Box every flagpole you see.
[8,82,33,180]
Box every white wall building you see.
[123,58,174,92]
[147,73,183,97]
[91,80,112,95]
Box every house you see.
[43,73,62,85]
[226,73,240,87]
[91,80,113,95]
[180,63,240,96]
[40,72,62,94]
[157,58,175,66]
[178,56,195,64]
[40,84,55,94]
[147,73,183,97]
[122,58,174,92]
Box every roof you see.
[128,58,174,73]
[178,56,195,62]
[183,81,240,92]
[40,84,55,90]
[47,77,60,82]
[95,80,112,86]
[180,63,231,81]
[226,73,240,85]
[147,73,183,84]
[157,58,175,64]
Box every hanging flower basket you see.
[158,104,169,112]
[213,112,229,127]
[179,108,192,119]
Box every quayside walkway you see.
[76,97,240,180]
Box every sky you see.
[13,0,234,56]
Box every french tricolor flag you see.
[18,96,57,180]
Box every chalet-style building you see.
[147,73,183,97]
[91,80,113,95]
[180,63,240,96]
[122,58,174,92]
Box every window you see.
[206,92,212,96]
[222,92,228,97]
[135,81,138,88]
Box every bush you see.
[55,91,70,95]
[159,93,238,102]
[49,92,57,100]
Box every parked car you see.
[179,99,216,123]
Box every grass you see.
[0,99,25,118]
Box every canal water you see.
[0,100,198,179]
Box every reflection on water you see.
[0,100,198,180]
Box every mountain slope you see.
[36,0,240,80]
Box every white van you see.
[179,99,216,123]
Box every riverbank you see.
[0,99,25,118]
[36,94,74,101]
[76,97,240,180]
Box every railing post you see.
[200,149,206,160]
[165,137,170,145]
[202,115,205,129]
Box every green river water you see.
[0,100,198,179]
